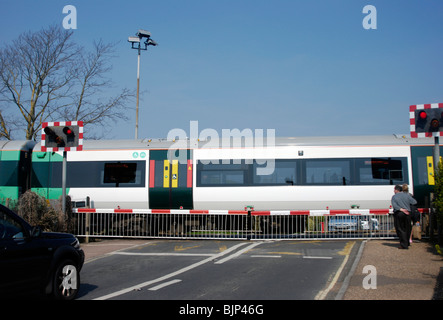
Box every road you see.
[77,239,361,302]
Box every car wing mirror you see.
[31,226,42,238]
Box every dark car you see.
[0,204,84,300]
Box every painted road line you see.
[303,256,333,260]
[314,241,356,300]
[94,242,248,300]
[214,242,264,264]
[148,279,182,291]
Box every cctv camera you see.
[146,39,158,46]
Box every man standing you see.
[391,184,417,249]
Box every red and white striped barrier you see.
[73,208,406,216]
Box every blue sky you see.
[1,0,443,140]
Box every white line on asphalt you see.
[214,242,264,264]
[303,256,333,260]
[314,241,356,300]
[334,240,367,300]
[250,255,281,258]
[93,242,249,300]
[148,279,182,291]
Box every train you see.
[0,134,440,211]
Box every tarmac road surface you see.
[78,238,443,301]
[77,239,360,300]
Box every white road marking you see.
[315,241,356,300]
[214,242,264,264]
[148,279,182,291]
[94,242,249,300]
[303,256,333,260]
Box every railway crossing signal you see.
[410,103,443,241]
[41,121,83,152]
[410,103,443,138]
[416,109,441,132]
[40,121,84,215]
[63,126,75,140]
[43,126,64,146]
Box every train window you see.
[66,161,145,188]
[103,163,137,185]
[253,160,297,185]
[0,161,19,186]
[201,171,244,185]
[414,157,428,185]
[196,157,408,187]
[31,162,62,188]
[197,160,247,186]
[305,159,351,185]
[153,160,164,188]
[355,158,407,185]
[178,162,189,188]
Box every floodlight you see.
[137,29,151,38]
[128,36,140,43]
[128,29,157,139]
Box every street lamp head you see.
[128,36,140,43]
[137,29,152,38]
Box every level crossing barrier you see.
[72,208,429,241]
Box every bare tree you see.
[53,40,133,138]
[0,25,133,140]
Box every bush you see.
[432,159,443,243]
[17,191,73,233]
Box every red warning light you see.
[419,111,427,119]
[63,127,74,136]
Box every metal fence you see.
[72,208,429,241]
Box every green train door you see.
[149,150,193,209]
[411,145,443,207]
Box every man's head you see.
[394,184,403,193]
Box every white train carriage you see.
[24,135,439,210]
[193,135,413,210]
[31,140,153,209]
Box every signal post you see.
[410,103,443,239]
[41,121,84,214]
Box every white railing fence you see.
[72,208,430,241]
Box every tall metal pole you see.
[129,30,156,139]
[62,151,67,214]
[135,46,141,140]
[431,135,440,240]
[434,136,440,179]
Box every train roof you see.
[26,134,443,151]
[0,140,36,151]
[272,135,437,147]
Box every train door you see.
[30,151,63,200]
[149,150,193,209]
[411,145,443,207]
